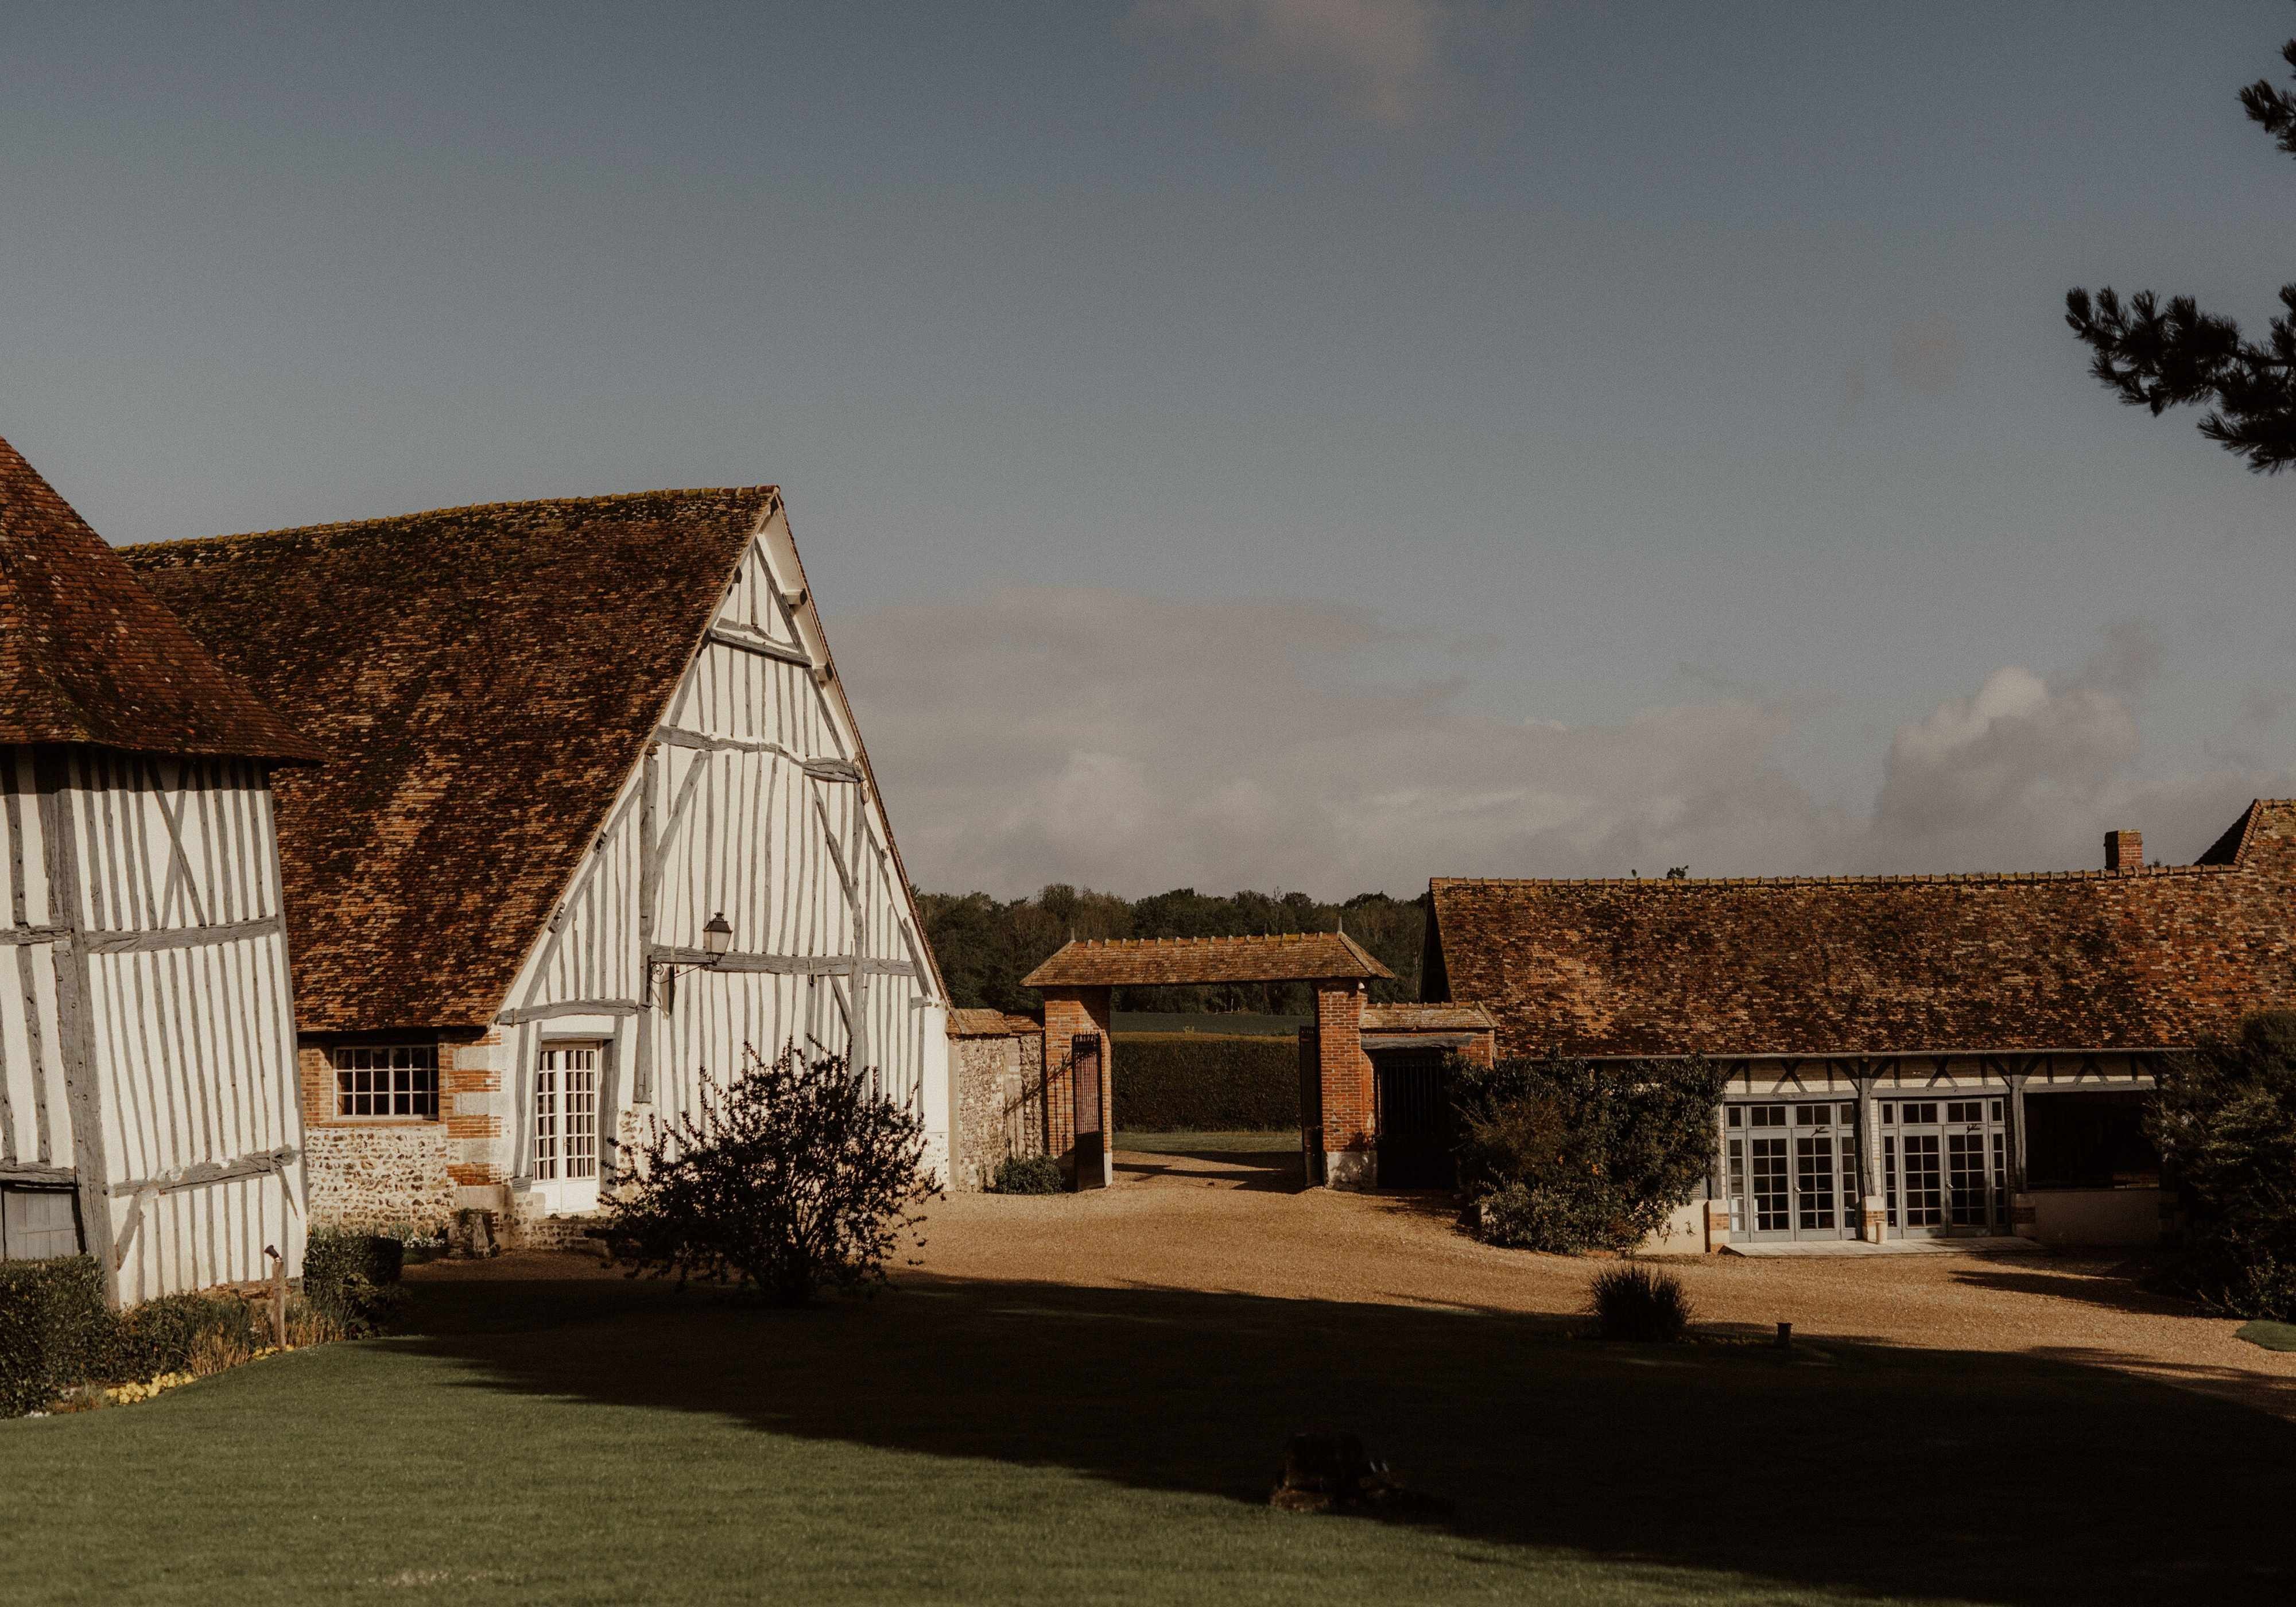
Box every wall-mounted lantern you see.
[652,911,734,1014]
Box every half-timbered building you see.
[127,486,946,1241]
[1425,809,2296,1250]
[1,437,321,1301]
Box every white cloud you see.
[1127,0,1461,126]
[838,590,2294,898]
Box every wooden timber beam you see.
[705,622,814,669]
[106,1145,300,1199]
[38,750,117,1306]
[0,924,66,946]
[0,1162,76,1185]
[645,945,915,979]
[495,998,642,1026]
[80,914,282,955]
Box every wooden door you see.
[1071,1035,1105,1191]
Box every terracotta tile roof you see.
[1360,1003,1495,1032]
[1022,931,1395,989]
[1426,801,2296,1060]
[948,1008,1040,1038]
[123,487,777,1032]
[0,437,319,761]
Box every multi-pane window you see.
[534,1046,599,1183]
[333,1045,439,1119]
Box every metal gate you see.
[1880,1097,2006,1235]
[1070,1035,1105,1191]
[1374,1050,1455,1189]
[1725,1101,1860,1243]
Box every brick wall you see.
[297,1037,500,1227]
[1315,982,1374,1189]
[1041,987,1112,1185]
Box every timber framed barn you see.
[1425,810,2296,1250]
[126,484,947,1243]
[1,437,320,1301]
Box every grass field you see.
[10,1258,2295,1606]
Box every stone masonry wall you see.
[952,1032,1048,1191]
[302,1124,456,1231]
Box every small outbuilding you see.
[0,437,320,1302]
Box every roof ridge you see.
[130,483,782,558]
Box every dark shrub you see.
[608,1043,938,1305]
[303,1229,407,1335]
[0,1256,113,1416]
[1110,1035,1298,1131]
[1455,1056,1729,1254]
[2150,1012,2296,1320]
[114,1291,261,1377]
[1589,1264,1693,1342]
[987,1155,1063,1195]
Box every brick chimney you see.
[2105,828,2144,872]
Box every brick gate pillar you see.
[1315,980,1375,1190]
[1041,986,1113,1189]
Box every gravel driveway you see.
[917,1142,2296,1421]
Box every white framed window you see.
[533,1043,602,1214]
[333,1045,439,1119]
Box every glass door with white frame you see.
[533,1043,602,1215]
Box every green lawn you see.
[1116,1129,1298,1154]
[9,1267,2294,1606]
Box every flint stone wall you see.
[953,1030,1046,1191]
[303,1124,456,1231]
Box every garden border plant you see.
[1454,1054,1729,1255]
[607,1042,940,1305]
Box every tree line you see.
[915,885,1426,1015]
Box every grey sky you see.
[9,2,2296,895]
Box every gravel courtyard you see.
[914,1142,2296,1420]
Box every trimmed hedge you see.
[1110,1035,1298,1132]
[987,1155,1063,1195]
[0,1256,112,1417]
[304,1229,406,1334]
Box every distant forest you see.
[916,886,1427,1016]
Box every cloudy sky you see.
[9,2,2296,897]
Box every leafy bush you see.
[608,1043,938,1304]
[2150,1012,2296,1321]
[302,1229,406,1335]
[1110,1035,1298,1131]
[1455,1056,1729,1254]
[987,1155,1063,1195]
[114,1291,261,1379]
[1589,1264,1693,1341]
[0,1256,113,1416]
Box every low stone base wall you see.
[304,1124,457,1232]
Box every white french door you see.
[533,1043,602,1215]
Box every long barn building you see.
[128,486,947,1241]
[1425,810,2296,1249]
[1,437,320,1301]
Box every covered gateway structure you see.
[1022,933,1492,1190]
[0,437,321,1302]
[1425,810,2296,1249]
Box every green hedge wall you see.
[1111,1035,1299,1132]
[0,1256,113,1416]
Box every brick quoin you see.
[1040,986,1111,1187]
[1316,982,1375,1189]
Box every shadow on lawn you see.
[399,1269,2296,1607]
[1111,1148,1302,1193]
